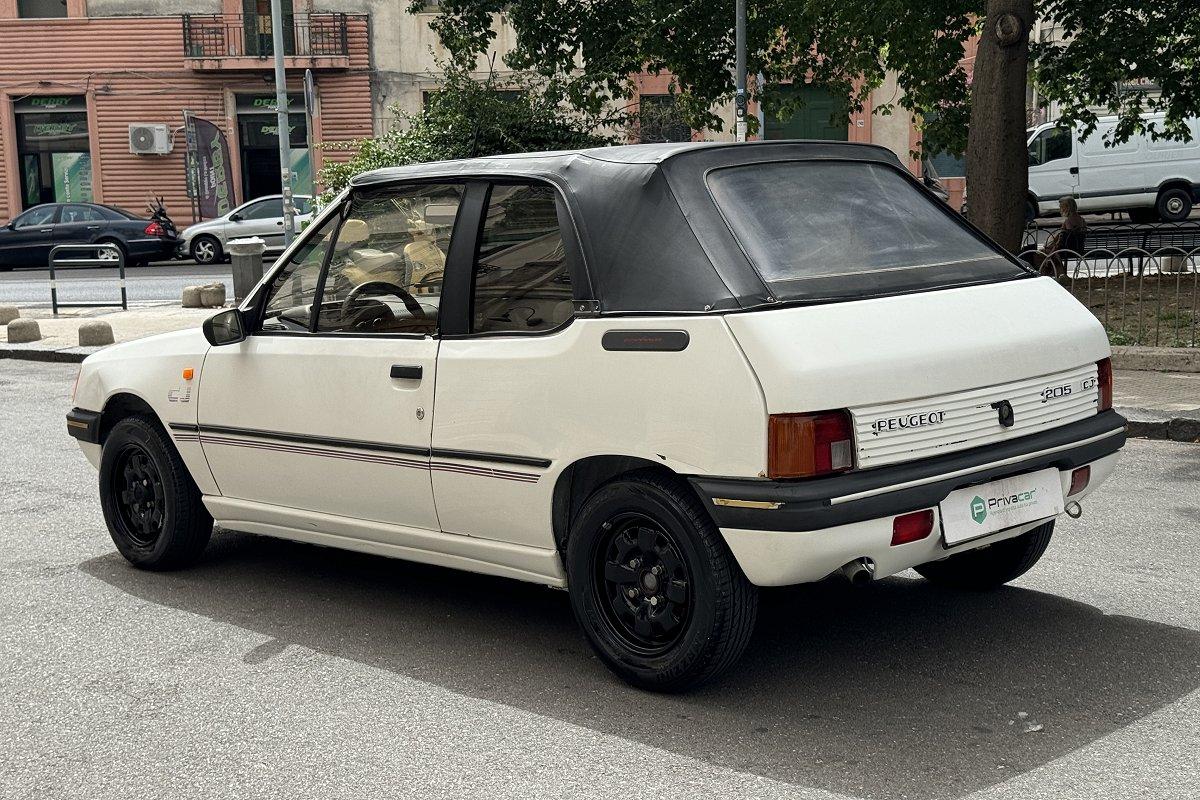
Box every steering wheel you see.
[341,280,426,322]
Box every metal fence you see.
[1017,238,1199,348]
[183,12,351,59]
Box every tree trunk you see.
[966,0,1035,254]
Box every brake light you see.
[767,410,854,479]
[1096,358,1112,411]
[144,221,165,236]
[891,509,935,546]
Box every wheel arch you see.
[98,391,163,444]
[550,454,713,554]
[1156,177,1194,196]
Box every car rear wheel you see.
[915,520,1055,590]
[95,239,127,265]
[190,235,222,265]
[99,416,212,570]
[565,471,758,692]
[1156,187,1193,223]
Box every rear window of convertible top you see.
[705,160,1024,301]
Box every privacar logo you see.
[971,495,987,524]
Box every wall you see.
[0,13,371,222]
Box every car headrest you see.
[339,218,371,246]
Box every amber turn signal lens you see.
[182,368,194,381]
[767,410,854,479]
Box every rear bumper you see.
[126,237,179,260]
[690,411,1126,533]
[718,451,1120,587]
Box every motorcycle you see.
[146,195,179,239]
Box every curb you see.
[1119,408,1200,444]
[0,347,94,363]
[1111,346,1200,373]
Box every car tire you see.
[1156,187,1193,223]
[565,470,758,692]
[190,235,222,265]
[914,520,1055,590]
[95,239,128,265]
[99,416,212,570]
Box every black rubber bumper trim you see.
[690,411,1127,532]
[66,407,102,444]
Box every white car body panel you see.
[1029,115,1200,215]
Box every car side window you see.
[313,183,462,336]
[1029,126,1072,166]
[240,199,283,221]
[14,206,57,227]
[470,183,574,334]
[259,212,340,332]
[61,205,104,224]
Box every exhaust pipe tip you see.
[840,558,876,587]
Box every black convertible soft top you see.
[351,141,1024,313]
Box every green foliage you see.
[424,0,1198,157]
[317,60,615,202]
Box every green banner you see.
[290,148,312,196]
[51,152,93,203]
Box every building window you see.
[636,95,692,143]
[17,0,67,17]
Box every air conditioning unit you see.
[128,123,172,155]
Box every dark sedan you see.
[0,203,178,271]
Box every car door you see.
[53,205,107,249]
[0,205,59,267]
[1027,125,1078,211]
[231,198,286,249]
[196,182,465,534]
[430,180,581,548]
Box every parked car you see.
[1028,113,1200,222]
[178,194,313,264]
[0,202,178,271]
[67,141,1126,691]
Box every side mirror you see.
[229,213,243,222]
[202,308,247,346]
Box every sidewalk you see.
[2,303,1197,441]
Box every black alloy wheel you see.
[566,471,757,692]
[592,512,692,656]
[99,415,212,570]
[111,444,166,546]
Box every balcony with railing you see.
[182,12,361,70]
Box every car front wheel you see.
[99,416,212,570]
[190,235,222,265]
[915,520,1055,590]
[566,471,758,692]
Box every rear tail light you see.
[144,221,165,236]
[891,509,935,546]
[1068,465,1091,497]
[1096,357,1112,411]
[767,410,854,479]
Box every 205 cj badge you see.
[167,386,192,403]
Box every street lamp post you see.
[270,0,295,247]
[735,0,747,142]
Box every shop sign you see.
[51,152,94,203]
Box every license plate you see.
[939,468,1064,546]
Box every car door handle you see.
[276,221,284,226]
[86,225,100,230]
[1069,166,1079,175]
[390,364,423,380]
[38,228,53,233]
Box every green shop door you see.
[764,85,848,141]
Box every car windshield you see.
[706,160,1023,301]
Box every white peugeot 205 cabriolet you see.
[68,141,1126,691]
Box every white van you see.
[1027,114,1200,222]
[67,142,1126,690]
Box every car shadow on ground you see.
[81,530,1200,800]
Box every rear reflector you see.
[768,410,854,479]
[891,509,935,546]
[1068,465,1091,497]
[1097,358,1113,411]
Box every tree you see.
[425,0,1200,252]
[318,60,614,202]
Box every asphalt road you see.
[0,261,233,306]
[2,360,1199,800]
